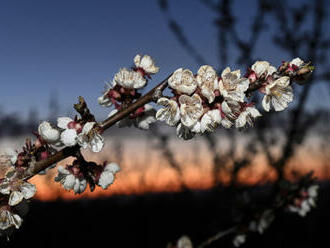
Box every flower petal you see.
[262,95,271,112]
[8,191,24,206]
[38,121,60,144]
[60,129,78,147]
[20,182,36,199]
[57,117,73,129]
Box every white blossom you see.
[191,121,202,134]
[288,185,319,217]
[135,104,157,130]
[98,82,114,107]
[156,97,181,126]
[196,65,218,103]
[179,94,204,128]
[97,163,120,190]
[168,68,197,95]
[262,76,293,112]
[4,149,18,165]
[220,100,241,128]
[98,93,112,107]
[38,121,60,144]
[77,122,104,153]
[57,117,82,147]
[233,234,246,247]
[290,57,304,67]
[177,236,193,248]
[219,67,249,102]
[248,210,274,234]
[235,106,262,128]
[60,129,78,147]
[0,178,36,206]
[200,109,222,133]
[55,166,87,194]
[114,68,146,89]
[134,54,159,74]
[251,61,276,78]
[0,207,22,231]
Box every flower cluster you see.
[157,65,261,140]
[233,234,246,247]
[0,175,36,207]
[0,166,35,236]
[248,209,274,234]
[0,202,23,237]
[8,133,57,176]
[156,57,313,140]
[287,184,319,217]
[232,209,274,247]
[55,159,120,194]
[38,117,104,153]
[231,173,318,247]
[98,54,159,130]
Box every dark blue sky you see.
[0,0,329,121]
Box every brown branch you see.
[26,75,171,179]
[197,226,237,248]
[99,75,170,130]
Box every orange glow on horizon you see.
[29,156,329,202]
[2,135,330,201]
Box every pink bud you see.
[40,151,49,160]
[67,121,76,129]
[135,67,147,78]
[135,106,145,115]
[248,72,257,83]
[108,89,121,99]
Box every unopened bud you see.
[295,65,314,85]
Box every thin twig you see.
[197,226,237,248]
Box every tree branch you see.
[25,75,171,179]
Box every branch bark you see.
[26,75,171,179]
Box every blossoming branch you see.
[0,54,314,238]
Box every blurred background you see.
[1,0,330,247]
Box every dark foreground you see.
[1,182,330,248]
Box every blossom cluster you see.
[98,54,159,130]
[55,160,120,194]
[0,132,57,236]
[38,117,104,153]
[96,54,312,141]
[287,184,319,217]
[233,209,275,247]
[0,167,36,236]
[6,134,57,176]
[232,174,319,247]
[156,57,311,140]
[38,117,121,194]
